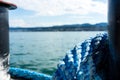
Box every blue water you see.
[9,31,106,75]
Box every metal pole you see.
[0,1,16,79]
[0,6,9,58]
[0,6,10,80]
[108,0,120,79]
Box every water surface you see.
[10,31,106,75]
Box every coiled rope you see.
[52,33,109,80]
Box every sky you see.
[5,0,108,27]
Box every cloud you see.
[9,19,30,27]
[92,0,107,3]
[9,19,66,27]
[34,22,71,27]
[5,0,107,16]
[6,0,107,27]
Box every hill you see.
[10,23,108,32]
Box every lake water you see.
[9,31,107,75]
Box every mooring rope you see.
[52,33,109,80]
[9,67,52,80]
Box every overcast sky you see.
[5,0,108,27]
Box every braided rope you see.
[9,67,52,80]
[52,33,109,80]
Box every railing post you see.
[0,6,10,80]
[0,1,16,80]
[108,0,120,79]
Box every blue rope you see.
[9,67,52,80]
[52,33,109,80]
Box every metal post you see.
[0,6,10,80]
[0,6,9,58]
[108,0,120,79]
[0,1,17,80]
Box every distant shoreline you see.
[9,30,107,32]
[9,23,107,32]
